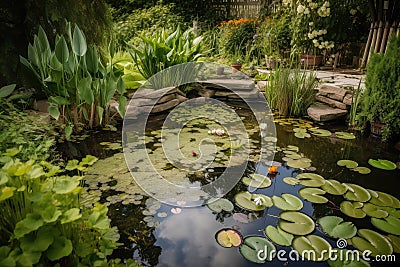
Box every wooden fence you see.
[209,0,263,19]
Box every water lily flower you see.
[268,166,278,173]
[192,151,198,157]
[253,196,264,206]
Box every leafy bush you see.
[357,35,400,140]
[20,23,127,137]
[265,65,317,117]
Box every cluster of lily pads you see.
[277,145,314,170]
[293,127,356,140]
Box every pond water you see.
[59,101,400,267]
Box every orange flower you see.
[268,166,278,173]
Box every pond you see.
[59,101,400,267]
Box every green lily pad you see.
[335,132,356,140]
[283,177,300,185]
[321,179,348,195]
[340,201,366,218]
[368,159,396,170]
[215,228,242,248]
[292,235,332,261]
[286,145,299,151]
[286,158,312,169]
[294,128,311,138]
[318,216,357,239]
[351,229,393,256]
[368,190,400,208]
[234,191,273,211]
[272,193,303,211]
[387,234,400,253]
[278,211,315,235]
[206,198,234,213]
[344,183,371,202]
[264,225,294,246]
[337,160,358,169]
[371,215,400,235]
[309,128,332,137]
[242,174,272,189]
[298,188,328,204]
[239,236,276,263]
[352,166,371,174]
[296,173,325,187]
[327,249,371,267]
[362,203,389,218]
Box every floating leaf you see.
[292,235,332,261]
[368,190,400,208]
[340,201,366,218]
[278,211,315,235]
[239,236,276,263]
[272,193,303,211]
[371,215,400,235]
[296,173,325,187]
[327,249,371,267]
[337,160,358,169]
[321,179,348,195]
[264,225,293,246]
[318,216,357,239]
[242,174,272,189]
[352,167,371,175]
[362,203,389,218]
[215,229,242,248]
[309,128,332,137]
[351,229,393,256]
[286,158,312,169]
[157,212,167,218]
[294,128,311,139]
[234,191,272,211]
[368,159,396,170]
[387,234,400,253]
[283,177,299,185]
[335,132,356,140]
[206,198,234,213]
[344,183,371,202]
[298,188,328,204]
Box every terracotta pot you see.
[301,54,323,68]
[231,63,242,72]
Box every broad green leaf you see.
[206,198,234,213]
[340,201,366,218]
[368,190,400,208]
[55,36,69,63]
[296,173,325,187]
[293,128,311,138]
[318,216,357,239]
[283,177,300,185]
[292,235,332,261]
[278,211,315,235]
[80,155,98,166]
[0,186,16,201]
[337,160,358,169]
[368,159,396,170]
[14,213,44,238]
[264,225,293,246]
[215,229,242,248]
[327,249,370,267]
[88,210,110,229]
[61,208,82,224]
[371,215,400,235]
[77,77,94,104]
[37,26,50,54]
[0,84,16,98]
[242,173,271,188]
[335,132,356,140]
[352,167,371,174]
[321,179,348,195]
[299,187,328,204]
[286,158,312,169]
[117,95,127,118]
[46,236,72,261]
[351,229,393,256]
[0,172,9,186]
[48,105,60,120]
[234,191,272,211]
[17,251,42,266]
[72,25,87,56]
[65,159,79,171]
[52,176,80,194]
[65,125,73,141]
[239,236,276,263]
[117,77,126,95]
[344,183,371,202]
[309,128,332,137]
[48,96,68,106]
[272,193,303,211]
[20,227,54,252]
[387,234,400,253]
[50,53,62,71]
[362,203,389,218]
[40,204,62,223]
[86,46,99,73]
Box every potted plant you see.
[357,35,400,140]
[231,60,243,72]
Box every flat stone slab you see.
[343,93,353,106]
[318,84,352,101]
[307,102,348,122]
[199,78,256,91]
[129,87,185,99]
[315,94,348,110]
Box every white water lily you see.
[254,196,264,206]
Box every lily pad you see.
[368,190,400,208]
[335,132,356,140]
[294,128,311,139]
[272,193,303,211]
[340,201,366,219]
[344,183,371,202]
[206,198,234,213]
[371,215,400,235]
[387,234,400,253]
[351,229,393,256]
[283,177,300,185]
[368,159,396,170]
[234,191,273,211]
[264,225,294,246]
[309,128,332,137]
[242,174,272,189]
[286,158,312,169]
[362,203,389,218]
[318,216,357,239]
[296,173,325,187]
[215,228,242,248]
[337,160,358,169]
[327,249,371,267]
[292,235,332,261]
[298,188,328,204]
[278,211,315,235]
[321,179,348,195]
[239,236,276,263]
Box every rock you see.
[318,84,352,101]
[257,81,267,91]
[315,94,348,110]
[26,110,51,123]
[307,102,348,122]
[214,89,263,99]
[151,99,180,113]
[198,88,216,98]
[343,93,353,106]
[199,78,256,91]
